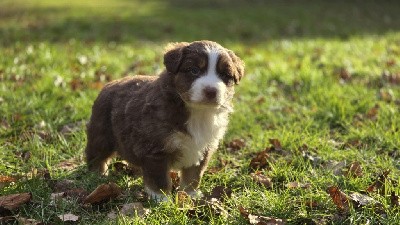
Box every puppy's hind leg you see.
[85,124,116,175]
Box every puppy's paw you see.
[145,187,169,202]
[186,190,203,199]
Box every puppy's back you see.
[86,75,157,173]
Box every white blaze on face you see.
[190,48,226,105]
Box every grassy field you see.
[1,0,399,224]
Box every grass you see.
[1,0,399,224]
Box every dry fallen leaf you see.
[205,185,232,202]
[177,191,192,208]
[69,78,85,91]
[285,181,311,189]
[225,138,246,151]
[338,67,351,81]
[0,175,16,188]
[250,150,270,170]
[239,206,286,225]
[327,186,350,211]
[58,213,79,222]
[391,192,399,207]
[0,192,32,210]
[366,104,379,120]
[84,182,122,204]
[345,161,363,178]
[348,192,378,209]
[269,139,282,151]
[170,171,180,190]
[366,170,390,194]
[119,202,149,218]
[251,172,273,188]
[56,159,80,171]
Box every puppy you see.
[85,40,244,201]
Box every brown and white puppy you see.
[85,40,244,201]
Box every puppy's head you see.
[164,40,244,108]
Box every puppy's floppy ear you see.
[163,42,189,74]
[227,50,245,84]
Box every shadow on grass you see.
[0,0,399,45]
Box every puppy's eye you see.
[190,67,200,75]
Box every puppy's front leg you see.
[180,150,212,198]
[180,165,204,198]
[142,155,171,202]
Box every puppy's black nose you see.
[203,87,217,100]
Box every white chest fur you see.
[169,107,229,169]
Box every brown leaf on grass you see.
[327,186,350,211]
[269,139,282,151]
[57,161,79,171]
[239,206,286,225]
[391,192,399,207]
[366,170,390,193]
[338,68,351,81]
[0,175,16,188]
[58,213,79,222]
[83,182,122,204]
[170,171,180,190]
[250,150,270,170]
[345,161,363,178]
[343,139,364,149]
[205,186,232,202]
[0,192,32,210]
[304,200,320,209]
[225,138,246,151]
[285,181,311,189]
[366,104,379,120]
[177,191,192,208]
[251,172,273,188]
[69,78,85,91]
[239,205,249,217]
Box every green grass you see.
[1,0,399,224]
